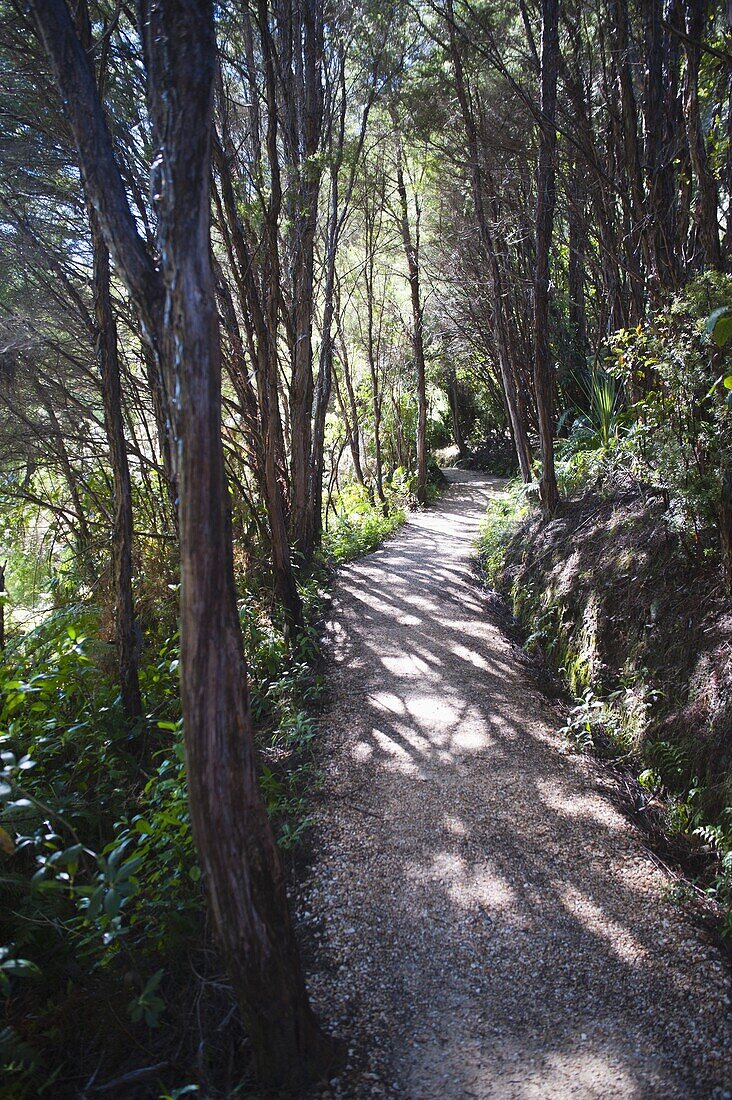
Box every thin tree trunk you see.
[74,0,141,716]
[534,0,561,517]
[285,0,324,559]
[567,159,588,372]
[642,0,680,291]
[333,364,365,485]
[394,135,428,505]
[683,0,721,270]
[445,0,533,481]
[364,251,387,511]
[38,390,94,569]
[90,210,142,718]
[310,137,341,554]
[212,139,302,633]
[447,369,468,460]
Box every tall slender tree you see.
[533,0,561,516]
[28,0,336,1086]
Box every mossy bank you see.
[481,478,732,931]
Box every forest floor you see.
[300,469,732,1099]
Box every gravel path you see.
[301,470,732,1099]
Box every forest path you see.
[302,469,731,1099]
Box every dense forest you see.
[1,0,732,1095]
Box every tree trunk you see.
[30,0,333,1085]
[333,364,365,485]
[394,136,428,505]
[445,0,533,481]
[683,0,722,270]
[90,209,142,719]
[533,0,561,517]
[447,369,468,460]
[212,134,302,633]
[284,0,324,560]
[642,0,680,291]
[567,158,588,373]
[74,0,142,717]
[310,148,341,555]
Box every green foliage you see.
[127,968,165,1028]
[559,684,661,756]
[0,473,408,1085]
[322,479,407,563]
[603,272,732,537]
[477,481,528,583]
[559,368,626,455]
[705,305,732,350]
[479,463,732,936]
[0,577,336,1086]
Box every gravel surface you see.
[300,470,732,1099]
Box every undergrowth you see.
[320,469,416,563]
[0,485,408,1097]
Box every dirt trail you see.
[301,470,732,1099]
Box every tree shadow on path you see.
[306,471,732,1100]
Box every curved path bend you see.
[301,470,732,1099]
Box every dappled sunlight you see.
[381,652,439,678]
[371,726,426,775]
[451,727,493,751]
[370,691,407,715]
[309,471,732,1098]
[450,641,493,671]
[443,813,468,836]
[404,695,462,728]
[537,780,627,832]
[527,1049,642,1099]
[556,882,648,966]
[414,850,519,915]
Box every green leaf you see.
[86,885,104,920]
[0,958,40,977]
[103,887,120,918]
[107,840,132,870]
[706,307,732,347]
[142,969,164,995]
[724,375,732,390]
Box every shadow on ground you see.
[304,471,732,1100]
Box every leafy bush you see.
[560,368,626,454]
[322,480,406,563]
[0,579,331,1090]
[604,272,732,539]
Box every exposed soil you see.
[299,470,732,1099]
